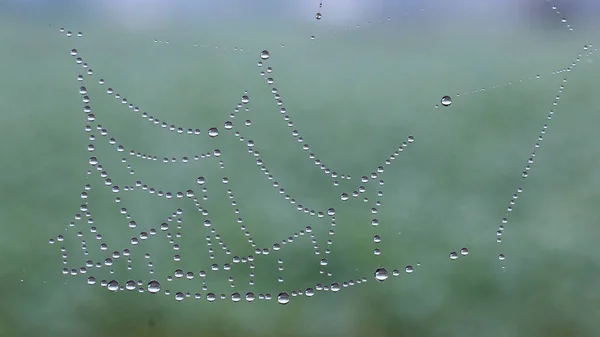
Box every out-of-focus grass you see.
[0,3,599,337]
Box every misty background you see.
[0,1,599,337]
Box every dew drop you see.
[107,280,119,292]
[260,50,270,60]
[374,267,389,281]
[277,292,290,305]
[208,127,219,137]
[449,251,458,260]
[441,95,452,107]
[147,280,161,294]
[460,247,469,256]
[231,292,241,302]
[316,12,322,20]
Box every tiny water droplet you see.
[316,12,322,20]
[260,50,270,60]
[449,252,458,260]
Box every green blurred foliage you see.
[0,2,599,337]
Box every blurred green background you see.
[0,1,599,336]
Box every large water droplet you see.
[260,50,270,60]
[107,280,119,292]
[330,283,340,292]
[374,267,389,281]
[147,280,161,294]
[277,292,290,305]
[441,95,452,106]
[208,127,219,137]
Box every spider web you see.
[49,0,598,305]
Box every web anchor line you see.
[494,44,597,270]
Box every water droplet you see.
[305,288,315,297]
[147,280,161,294]
[330,283,340,292]
[315,12,322,20]
[498,254,506,261]
[449,252,458,260]
[208,127,219,137]
[460,247,469,256]
[70,49,78,56]
[107,280,119,292]
[405,265,414,273]
[260,50,270,60]
[277,292,290,305]
[231,292,241,302]
[441,95,452,106]
[374,267,389,281]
